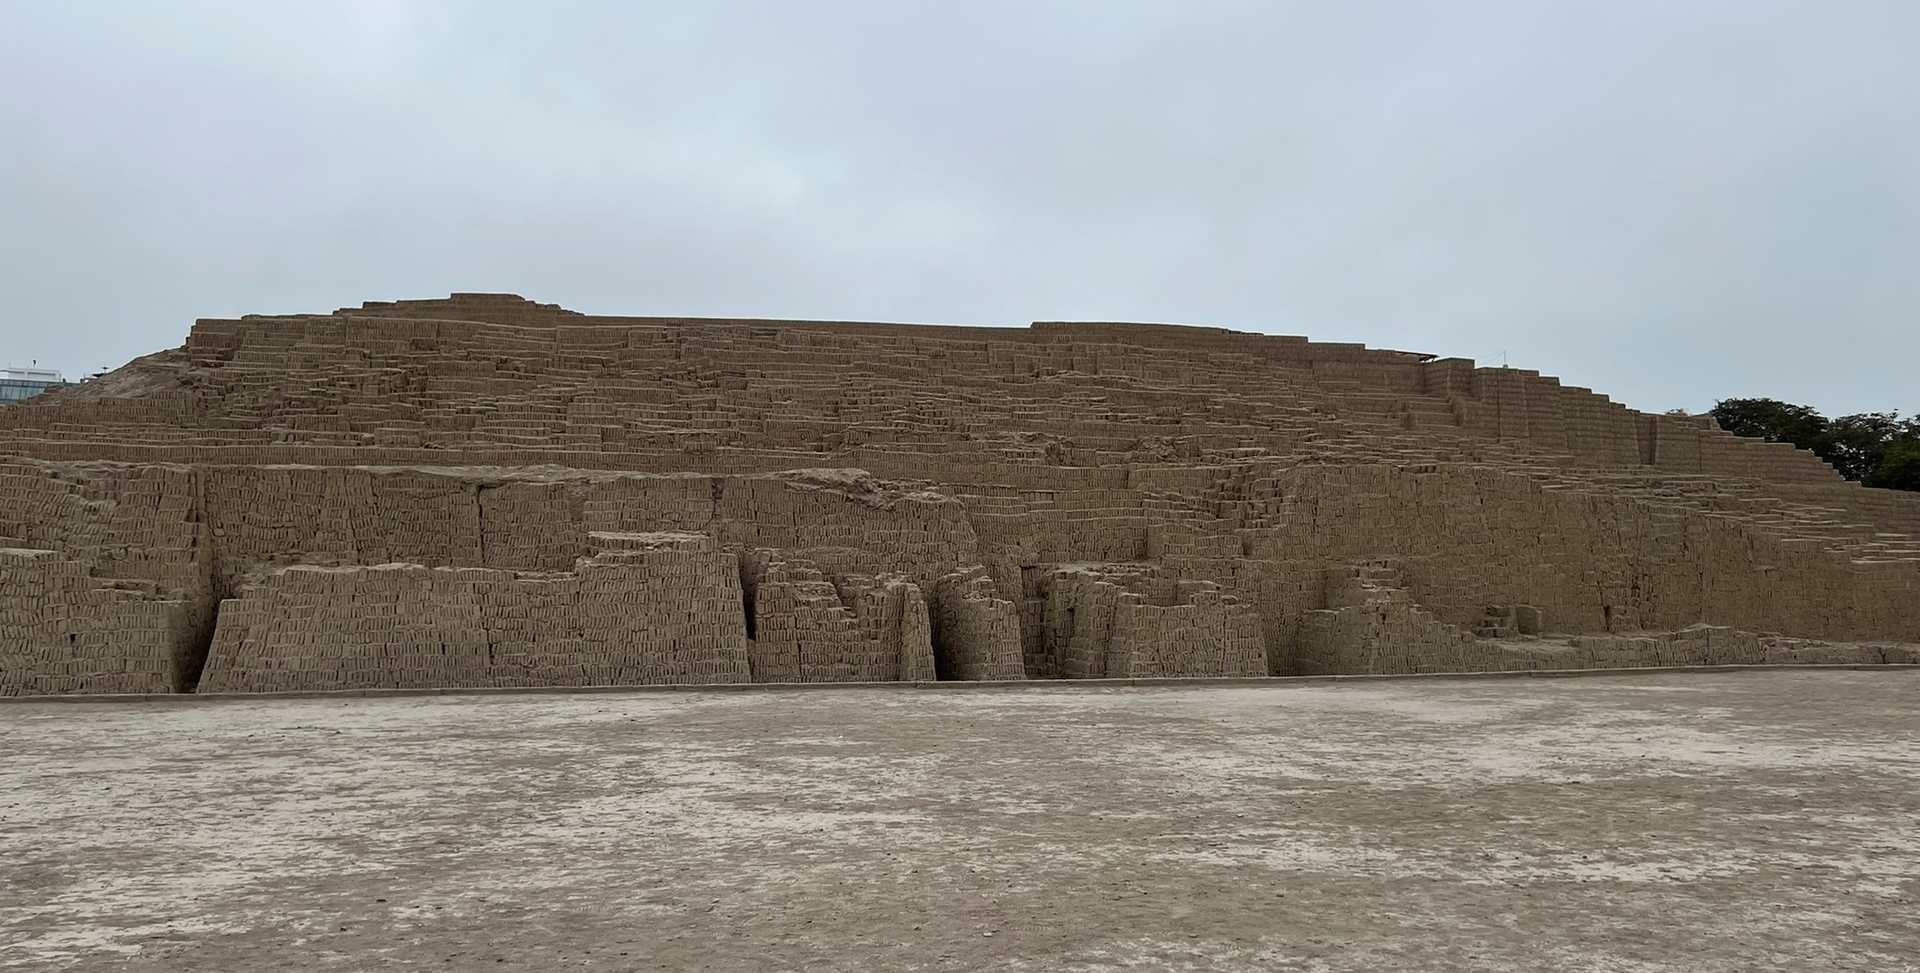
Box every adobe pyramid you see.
[3,294,1915,695]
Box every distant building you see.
[0,366,66,403]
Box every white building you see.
[0,366,66,403]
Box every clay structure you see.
[3,294,1917,695]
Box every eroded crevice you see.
[174,589,222,694]
[178,469,223,692]
[737,549,761,642]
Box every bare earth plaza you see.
[3,295,1917,969]
[4,672,1918,971]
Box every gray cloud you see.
[3,0,1914,414]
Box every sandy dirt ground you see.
[2,671,1917,972]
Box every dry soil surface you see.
[3,671,1917,972]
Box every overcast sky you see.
[3,1,1914,415]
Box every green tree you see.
[1710,399,1920,493]
[1709,398,1828,451]
[1823,412,1908,482]
[1867,437,1920,491]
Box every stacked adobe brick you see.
[0,461,213,694]
[928,567,1027,680]
[201,545,753,692]
[740,552,936,683]
[2,293,1917,694]
[1036,565,1265,678]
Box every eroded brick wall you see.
[0,462,213,694]
[199,550,751,692]
[4,293,1917,693]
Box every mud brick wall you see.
[1467,626,1775,671]
[199,550,751,692]
[1294,560,1517,674]
[478,480,595,569]
[1103,587,1266,678]
[0,550,204,695]
[1297,598,1500,675]
[555,550,751,686]
[928,568,1026,681]
[965,490,1153,568]
[743,554,935,682]
[1759,636,1920,665]
[1297,597,1782,675]
[1553,627,1766,668]
[6,293,1920,693]
[1294,557,1901,676]
[1202,463,1920,653]
[582,475,719,535]
[0,462,214,696]
[201,564,496,692]
[713,472,978,584]
[865,575,939,682]
[0,461,206,589]
[1038,567,1265,678]
[5,446,1917,694]
[200,466,978,577]
[1039,566,1153,678]
[204,466,487,570]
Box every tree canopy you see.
[1870,438,1920,491]
[1708,398,1920,492]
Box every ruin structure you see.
[3,294,1917,695]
